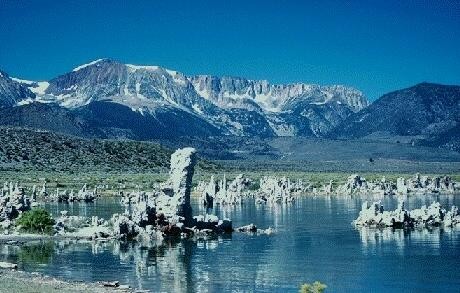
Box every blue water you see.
[1,194,459,292]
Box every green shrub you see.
[16,208,55,234]
[300,281,327,293]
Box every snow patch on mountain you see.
[72,59,106,72]
[127,64,160,71]
[11,77,35,85]
[192,103,203,114]
[11,78,50,95]
[32,82,50,95]
[16,98,35,106]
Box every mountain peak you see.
[411,82,459,89]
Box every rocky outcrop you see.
[395,174,455,194]
[255,176,298,204]
[214,174,251,205]
[0,182,32,228]
[2,151,278,241]
[354,201,460,228]
[54,211,112,239]
[110,148,238,240]
[200,176,217,208]
[335,175,369,195]
[111,148,198,239]
[317,173,458,196]
[197,174,252,206]
[158,147,197,225]
[49,184,98,203]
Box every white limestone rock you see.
[157,147,197,225]
[256,176,296,204]
[0,181,31,223]
[354,201,459,228]
[201,175,216,208]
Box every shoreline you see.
[0,233,116,245]
[0,268,134,293]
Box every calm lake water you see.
[1,194,460,292]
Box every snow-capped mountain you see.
[2,58,369,138]
[189,75,367,113]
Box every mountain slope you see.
[0,127,172,172]
[0,102,102,137]
[76,101,222,139]
[331,83,460,139]
[0,70,35,108]
[418,122,460,152]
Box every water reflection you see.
[357,226,459,255]
[0,241,54,266]
[0,235,237,292]
[44,199,123,219]
[18,241,54,264]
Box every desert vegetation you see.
[16,208,55,234]
[300,281,327,293]
[0,127,217,173]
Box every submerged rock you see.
[236,223,258,233]
[235,223,275,235]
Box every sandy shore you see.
[0,233,54,244]
[0,268,137,293]
[0,234,143,292]
[0,232,117,245]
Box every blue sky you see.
[1,0,459,100]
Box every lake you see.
[1,194,459,292]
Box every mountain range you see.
[0,59,368,138]
[0,59,458,151]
